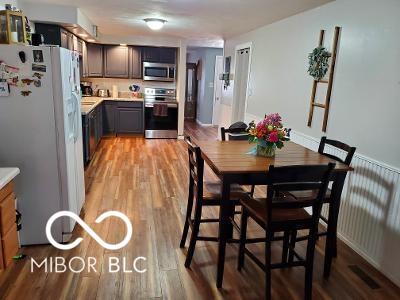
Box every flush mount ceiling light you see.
[144,18,166,30]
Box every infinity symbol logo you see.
[46,211,133,250]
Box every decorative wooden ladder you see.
[307,26,341,132]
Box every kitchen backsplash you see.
[84,78,176,94]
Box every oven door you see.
[143,62,175,82]
[145,102,178,138]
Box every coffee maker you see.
[80,81,93,97]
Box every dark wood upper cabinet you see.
[159,48,177,64]
[142,47,176,64]
[87,43,104,77]
[60,29,69,49]
[129,46,142,79]
[142,47,160,63]
[104,45,129,78]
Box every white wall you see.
[221,0,400,285]
[0,0,18,10]
[222,0,400,169]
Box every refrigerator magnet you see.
[0,81,10,97]
[21,91,32,97]
[22,78,34,85]
[33,50,44,63]
[33,72,43,79]
[32,64,46,72]
[34,80,41,87]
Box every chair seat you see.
[204,181,245,200]
[241,194,312,228]
[283,188,332,203]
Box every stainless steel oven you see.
[144,88,178,139]
[143,62,176,82]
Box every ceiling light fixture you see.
[78,33,88,38]
[120,43,127,46]
[87,39,95,42]
[144,18,166,31]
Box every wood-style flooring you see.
[0,121,399,299]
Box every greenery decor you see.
[247,113,289,157]
[308,46,331,80]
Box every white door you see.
[212,56,224,126]
[57,48,85,234]
[231,47,251,123]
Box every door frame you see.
[184,62,198,120]
[212,55,224,125]
[231,42,253,123]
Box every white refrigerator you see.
[0,45,85,245]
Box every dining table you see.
[193,139,353,288]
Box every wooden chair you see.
[287,136,356,277]
[237,163,335,300]
[180,137,245,267]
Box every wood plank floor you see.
[0,120,399,299]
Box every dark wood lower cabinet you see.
[82,100,144,165]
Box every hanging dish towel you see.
[153,103,169,117]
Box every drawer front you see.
[0,181,13,202]
[0,193,15,236]
[2,224,18,268]
[117,101,142,109]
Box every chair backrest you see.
[265,163,335,228]
[221,122,248,141]
[318,136,356,166]
[185,136,204,200]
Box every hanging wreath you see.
[307,46,331,80]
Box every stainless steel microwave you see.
[143,62,176,82]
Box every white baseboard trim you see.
[196,119,214,127]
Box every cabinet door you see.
[96,105,103,144]
[159,48,176,64]
[82,41,89,77]
[129,46,142,79]
[117,108,143,134]
[142,47,160,62]
[81,116,89,165]
[34,23,62,46]
[87,43,104,77]
[104,45,129,78]
[60,29,69,49]
[103,102,116,134]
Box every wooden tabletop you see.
[194,140,352,175]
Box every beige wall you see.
[221,0,400,169]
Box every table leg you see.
[217,177,231,288]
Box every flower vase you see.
[256,144,276,157]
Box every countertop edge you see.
[81,97,144,116]
[0,168,20,190]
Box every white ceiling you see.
[23,0,332,40]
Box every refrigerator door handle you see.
[71,91,80,143]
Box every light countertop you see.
[81,97,144,115]
[0,168,20,190]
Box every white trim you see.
[212,55,224,126]
[291,130,400,174]
[196,119,214,127]
[231,42,253,123]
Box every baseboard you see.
[195,119,214,127]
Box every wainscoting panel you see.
[291,130,400,286]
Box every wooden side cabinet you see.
[0,181,18,270]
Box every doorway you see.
[212,56,224,126]
[231,45,251,123]
[184,63,198,120]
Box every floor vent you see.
[348,265,381,290]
